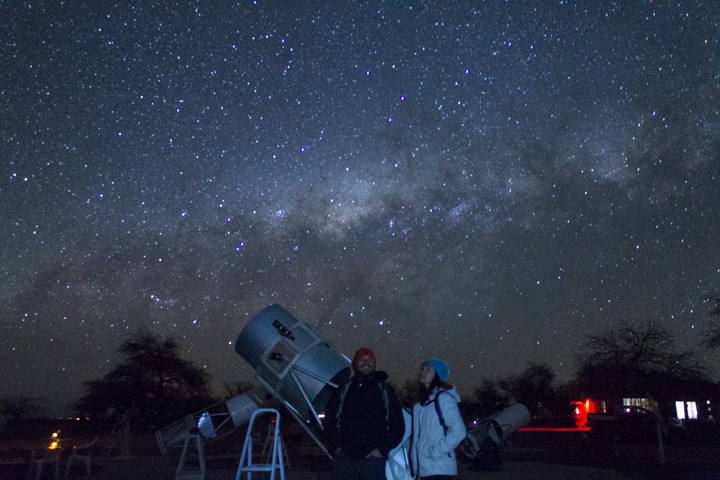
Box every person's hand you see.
[366,448,382,458]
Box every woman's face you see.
[418,362,436,388]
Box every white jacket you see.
[411,386,466,478]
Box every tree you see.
[500,363,558,417]
[76,331,214,426]
[395,379,418,408]
[472,379,506,417]
[575,319,707,401]
[221,381,256,399]
[0,397,45,419]
[703,293,720,349]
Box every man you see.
[323,348,405,480]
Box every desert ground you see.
[2,418,718,480]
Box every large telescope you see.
[155,303,352,458]
[234,303,353,454]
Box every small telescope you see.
[155,390,264,458]
[460,403,531,468]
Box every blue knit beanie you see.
[425,358,449,382]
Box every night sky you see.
[2,2,719,416]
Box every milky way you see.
[1,2,719,415]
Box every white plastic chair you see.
[64,437,98,477]
[175,434,205,480]
[27,448,61,480]
[234,408,286,480]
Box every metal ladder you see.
[101,413,130,459]
[234,408,286,480]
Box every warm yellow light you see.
[47,430,61,449]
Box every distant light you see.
[48,430,62,449]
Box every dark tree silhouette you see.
[0,397,45,419]
[76,330,214,427]
[472,379,507,417]
[703,293,720,349]
[394,379,418,408]
[575,319,707,401]
[500,362,558,417]
[221,381,256,399]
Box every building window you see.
[623,398,651,410]
[675,401,699,421]
[675,401,685,420]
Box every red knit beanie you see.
[352,347,376,366]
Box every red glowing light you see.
[571,398,595,429]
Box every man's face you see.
[354,354,375,376]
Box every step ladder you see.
[261,419,291,470]
[175,434,205,480]
[234,408,286,480]
[101,413,130,459]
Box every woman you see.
[411,358,466,479]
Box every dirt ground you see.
[4,456,715,480]
[2,419,719,480]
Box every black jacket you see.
[323,370,405,460]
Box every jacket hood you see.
[429,385,460,403]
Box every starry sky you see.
[2,1,719,416]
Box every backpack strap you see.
[380,381,390,425]
[335,381,352,428]
[335,379,391,427]
[431,390,452,458]
[433,390,448,436]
